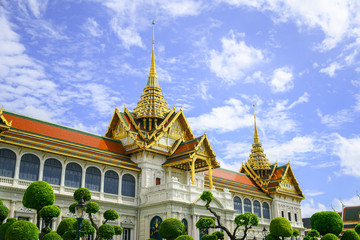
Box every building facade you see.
[0,23,305,240]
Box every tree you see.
[310,211,343,236]
[0,204,9,224]
[22,181,55,228]
[265,234,280,240]
[320,233,338,240]
[293,229,300,240]
[0,218,17,240]
[355,224,360,234]
[39,205,61,236]
[197,191,259,240]
[5,220,39,240]
[42,231,62,240]
[159,218,185,240]
[97,224,115,240]
[175,235,194,240]
[269,217,293,240]
[201,231,225,240]
[56,218,77,237]
[307,230,320,240]
[340,229,360,240]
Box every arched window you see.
[244,198,252,213]
[254,200,261,217]
[85,167,101,192]
[234,196,242,214]
[150,216,162,240]
[182,219,188,235]
[263,202,270,219]
[19,154,40,181]
[122,174,135,197]
[65,163,82,188]
[0,149,16,178]
[43,158,62,185]
[104,170,119,195]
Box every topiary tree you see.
[270,217,293,240]
[42,231,62,240]
[103,209,119,224]
[72,219,96,238]
[0,204,9,224]
[5,220,39,240]
[340,229,360,240]
[303,236,311,240]
[22,181,55,228]
[62,230,77,240]
[114,225,123,235]
[86,201,100,228]
[0,219,17,240]
[201,231,225,240]
[159,218,185,240]
[175,235,194,240]
[310,211,343,236]
[97,224,115,240]
[39,205,61,235]
[56,218,77,236]
[355,224,360,235]
[197,191,259,240]
[293,229,300,240]
[321,233,338,240]
[266,234,281,240]
[307,229,320,240]
[73,187,91,202]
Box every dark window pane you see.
[43,158,62,185]
[122,174,135,197]
[295,213,298,222]
[65,163,82,188]
[0,149,16,178]
[263,202,270,219]
[150,216,162,240]
[254,200,261,217]
[244,198,252,213]
[288,212,291,221]
[182,219,188,235]
[19,154,40,181]
[234,196,242,214]
[85,167,101,192]
[104,170,119,195]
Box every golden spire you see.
[253,104,259,143]
[149,20,157,79]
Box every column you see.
[10,200,16,218]
[191,159,195,185]
[38,158,45,181]
[100,170,105,200]
[207,160,213,189]
[81,166,86,188]
[13,153,21,180]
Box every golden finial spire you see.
[253,104,259,143]
[149,20,157,79]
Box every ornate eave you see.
[0,107,12,135]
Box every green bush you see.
[114,225,123,235]
[321,233,338,240]
[0,220,16,240]
[212,231,224,239]
[201,234,217,240]
[104,209,119,221]
[6,218,16,223]
[340,229,360,240]
[200,191,213,204]
[5,220,39,240]
[72,219,95,237]
[22,181,55,211]
[293,229,300,238]
[98,224,115,239]
[39,205,60,220]
[175,235,194,240]
[235,212,259,227]
[159,218,185,240]
[73,188,91,202]
[62,230,77,240]
[303,236,311,240]
[355,224,360,234]
[266,234,281,240]
[146,239,157,240]
[42,231,63,240]
[311,211,343,236]
[0,205,9,223]
[270,217,293,238]
[196,218,215,229]
[57,218,76,236]
[86,201,100,214]
[0,199,3,205]
[69,202,77,214]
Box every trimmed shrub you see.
[175,235,194,240]
[196,218,215,229]
[5,220,39,240]
[98,224,115,239]
[355,224,360,234]
[42,231,63,240]
[6,218,16,223]
[104,209,119,221]
[308,229,320,239]
[213,231,224,239]
[73,188,91,202]
[22,181,55,211]
[311,211,343,236]
[266,234,281,240]
[200,191,213,203]
[340,229,360,240]
[0,220,16,240]
[114,225,123,235]
[270,217,293,238]
[235,212,259,227]
[39,205,60,220]
[293,229,300,238]
[0,199,3,205]
[57,218,76,236]
[321,233,338,240]
[62,230,77,240]
[69,202,77,214]
[159,218,185,240]
[0,205,9,224]
[201,234,217,240]
[72,219,95,237]
[86,201,100,214]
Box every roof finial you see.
[253,104,259,142]
[149,20,157,79]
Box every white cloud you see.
[83,18,103,37]
[355,94,360,111]
[27,0,48,18]
[319,62,342,77]
[304,190,325,197]
[302,198,328,217]
[270,67,294,93]
[317,108,353,127]
[209,30,264,84]
[197,81,213,101]
[244,71,265,83]
[332,134,360,178]
[160,0,203,16]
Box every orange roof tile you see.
[207,168,258,187]
[271,168,284,181]
[172,139,198,155]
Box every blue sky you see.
[1,0,360,217]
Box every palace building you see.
[0,23,305,240]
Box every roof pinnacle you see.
[149,20,157,79]
[253,104,259,143]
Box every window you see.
[18,217,29,221]
[122,174,135,197]
[288,212,292,221]
[150,216,162,240]
[233,196,242,214]
[85,167,101,192]
[122,228,131,240]
[281,211,284,218]
[65,163,82,188]
[156,178,161,185]
[295,213,298,222]
[253,200,261,217]
[262,202,270,219]
[182,219,188,235]
[104,170,119,195]
[43,158,62,185]
[0,149,16,178]
[244,198,252,213]
[19,154,40,181]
